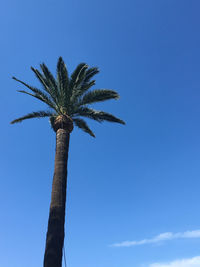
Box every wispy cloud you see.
[110,229,200,247]
[149,256,200,267]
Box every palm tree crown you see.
[11,57,125,136]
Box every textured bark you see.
[44,129,70,267]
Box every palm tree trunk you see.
[44,128,70,267]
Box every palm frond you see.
[83,67,99,83]
[11,111,54,124]
[74,65,88,87]
[70,67,98,103]
[70,80,96,102]
[73,118,95,137]
[72,107,102,122]
[31,67,58,105]
[78,89,119,106]
[12,77,50,99]
[72,107,125,124]
[17,90,57,111]
[69,63,89,109]
[40,63,59,100]
[69,81,96,110]
[69,63,88,89]
[86,111,125,124]
[12,76,58,111]
[80,80,96,93]
[56,57,70,107]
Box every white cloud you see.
[149,256,200,267]
[110,229,200,247]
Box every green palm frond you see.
[69,63,88,89]
[56,57,70,107]
[31,67,58,105]
[86,110,125,124]
[83,67,99,83]
[40,63,59,99]
[69,80,96,108]
[70,67,99,103]
[72,107,102,122]
[74,64,88,88]
[72,107,125,124]
[12,77,58,111]
[80,80,96,93]
[11,111,54,124]
[73,118,95,137]
[17,90,57,111]
[12,77,52,100]
[78,89,119,106]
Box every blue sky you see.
[1,0,200,266]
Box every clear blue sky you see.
[1,1,200,267]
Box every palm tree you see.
[11,57,125,267]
